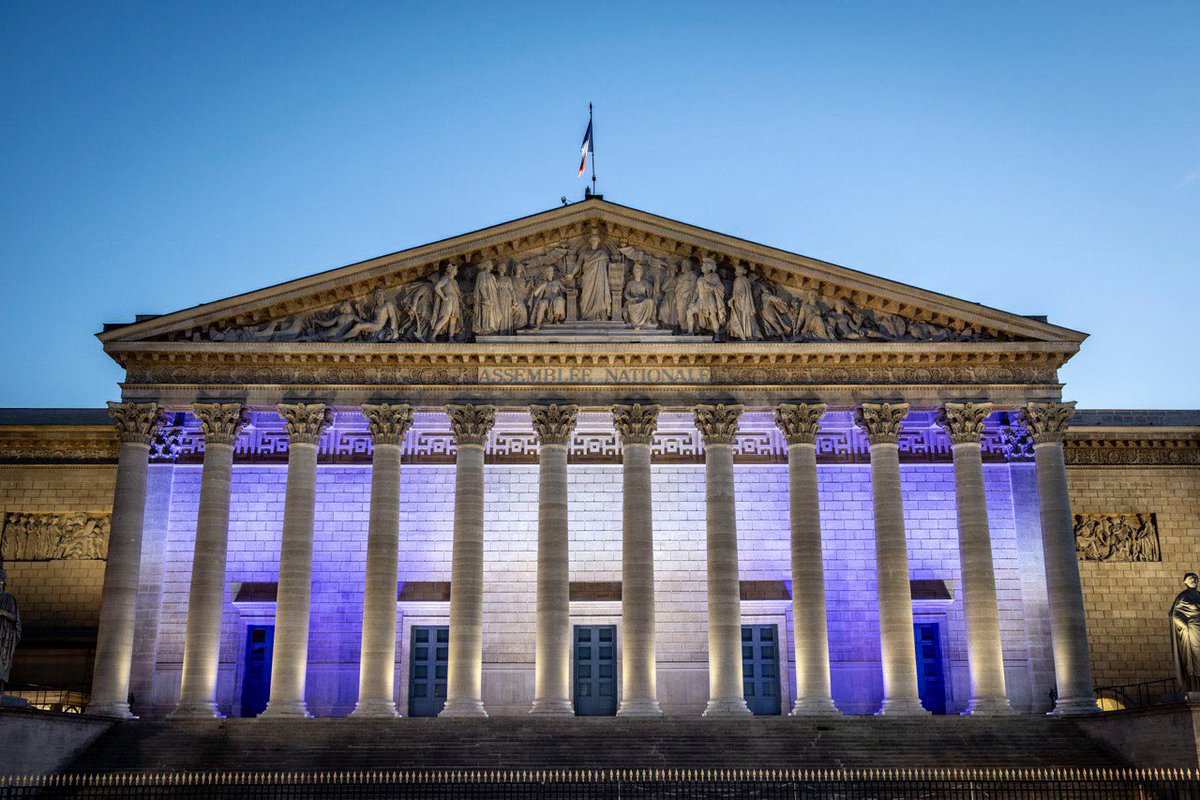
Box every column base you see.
[876,696,930,716]
[168,701,224,720]
[529,698,575,716]
[439,698,488,718]
[617,698,663,717]
[702,697,753,717]
[790,696,842,717]
[964,696,1017,716]
[1049,696,1101,716]
[258,700,312,719]
[85,702,136,720]
[350,700,399,718]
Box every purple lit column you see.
[855,402,928,716]
[88,402,162,718]
[352,403,414,717]
[172,403,247,718]
[260,403,332,718]
[1019,401,1098,715]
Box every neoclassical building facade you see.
[1,199,1197,720]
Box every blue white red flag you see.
[578,118,593,177]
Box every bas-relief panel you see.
[0,511,110,561]
[169,231,1001,346]
[1074,512,1161,563]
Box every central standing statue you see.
[1172,572,1200,692]
[572,228,613,321]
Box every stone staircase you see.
[66,716,1125,774]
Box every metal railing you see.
[3,686,89,714]
[2,769,1199,799]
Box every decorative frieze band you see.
[0,512,111,561]
[1074,512,1160,562]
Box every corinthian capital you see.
[277,403,333,445]
[612,404,659,446]
[853,402,910,445]
[935,401,993,445]
[531,404,578,447]
[695,403,744,446]
[774,403,827,445]
[361,403,414,446]
[447,404,496,447]
[193,402,248,446]
[1018,401,1076,444]
[107,401,164,445]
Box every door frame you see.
[741,607,791,716]
[568,605,622,713]
[397,605,447,717]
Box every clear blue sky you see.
[1,2,1197,409]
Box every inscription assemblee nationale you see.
[477,366,712,384]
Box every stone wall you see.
[1069,466,1200,687]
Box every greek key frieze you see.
[0,512,111,561]
[1074,512,1161,562]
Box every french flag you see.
[578,118,593,177]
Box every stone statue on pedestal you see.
[1171,572,1200,692]
[0,562,20,694]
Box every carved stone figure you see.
[685,258,726,335]
[727,264,760,341]
[657,261,680,329]
[431,263,464,341]
[792,289,833,340]
[0,512,112,562]
[757,285,792,339]
[1073,512,1160,562]
[622,262,658,330]
[530,267,567,329]
[343,289,403,341]
[400,279,435,341]
[0,563,20,692]
[510,262,531,330]
[572,229,613,321]
[1173,573,1200,692]
[472,260,502,336]
[494,262,517,334]
[674,263,698,332]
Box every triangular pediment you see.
[99,199,1085,347]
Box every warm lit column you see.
[775,403,840,716]
[855,402,927,716]
[440,403,496,717]
[171,403,247,718]
[87,402,163,718]
[529,403,578,716]
[696,403,752,717]
[937,402,1013,715]
[613,403,663,717]
[1019,401,1098,715]
[352,403,414,718]
[260,403,332,718]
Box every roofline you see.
[97,197,1088,345]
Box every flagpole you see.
[589,102,597,196]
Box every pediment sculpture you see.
[175,230,1000,344]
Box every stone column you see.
[88,402,163,718]
[440,404,496,717]
[529,403,578,716]
[260,403,332,718]
[352,403,414,717]
[854,402,927,716]
[775,403,840,716]
[696,403,752,717]
[937,402,1013,715]
[1019,401,1098,715]
[613,403,663,717]
[171,403,247,718]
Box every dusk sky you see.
[1,2,1197,409]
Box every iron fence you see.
[1,769,1199,799]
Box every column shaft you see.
[618,442,661,715]
[787,442,839,715]
[1036,441,1097,714]
[353,442,403,716]
[531,443,572,715]
[441,443,488,716]
[870,442,926,715]
[172,441,236,717]
[703,442,751,717]
[260,442,320,717]
[88,440,153,717]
